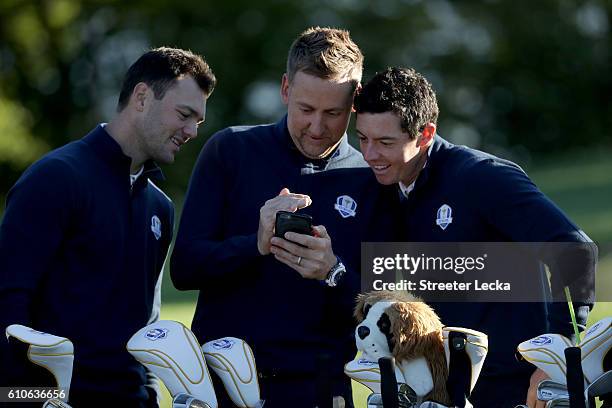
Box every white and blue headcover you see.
[127,320,217,407]
[6,324,74,403]
[517,317,611,387]
[202,337,262,408]
[442,326,488,394]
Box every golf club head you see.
[366,393,384,408]
[201,337,262,408]
[42,399,73,408]
[537,380,568,401]
[172,393,213,408]
[419,402,455,408]
[5,324,74,402]
[545,396,570,407]
[580,317,611,383]
[585,370,612,407]
[442,327,488,394]
[517,333,573,384]
[127,320,217,408]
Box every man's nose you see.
[183,122,198,138]
[362,143,379,161]
[309,114,324,137]
[357,326,370,340]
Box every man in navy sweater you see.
[354,67,596,407]
[0,48,216,407]
[171,28,399,407]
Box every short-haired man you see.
[0,47,216,407]
[172,28,397,407]
[354,67,596,408]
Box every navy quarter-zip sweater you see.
[171,116,399,406]
[400,136,596,407]
[0,125,173,405]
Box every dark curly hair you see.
[117,47,216,111]
[354,67,438,139]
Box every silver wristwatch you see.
[325,260,346,287]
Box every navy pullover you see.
[400,136,596,406]
[171,117,399,404]
[0,125,173,405]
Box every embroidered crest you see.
[530,336,553,346]
[436,204,453,230]
[212,339,235,350]
[334,195,357,218]
[151,215,162,240]
[145,328,168,341]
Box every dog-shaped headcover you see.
[352,290,451,405]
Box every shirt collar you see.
[275,114,350,174]
[398,139,435,199]
[82,124,165,182]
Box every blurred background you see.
[1,0,610,405]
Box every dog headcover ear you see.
[387,300,444,361]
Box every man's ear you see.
[418,122,436,148]
[280,73,290,105]
[351,83,362,113]
[131,82,149,112]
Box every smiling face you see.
[139,74,207,165]
[281,70,355,159]
[356,111,434,186]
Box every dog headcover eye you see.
[378,312,391,335]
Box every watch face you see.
[328,263,346,286]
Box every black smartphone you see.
[274,211,313,239]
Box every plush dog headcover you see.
[354,291,451,405]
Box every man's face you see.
[281,70,355,159]
[356,112,431,186]
[140,74,207,164]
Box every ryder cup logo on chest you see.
[436,204,453,230]
[334,195,357,218]
[151,215,161,240]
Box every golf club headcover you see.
[517,333,573,384]
[397,357,434,398]
[344,357,382,393]
[6,324,74,402]
[127,320,217,408]
[579,317,611,382]
[344,356,405,394]
[443,327,488,395]
[202,337,261,408]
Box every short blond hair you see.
[287,27,363,90]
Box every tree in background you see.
[0,0,610,199]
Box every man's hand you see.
[270,225,337,280]
[257,188,312,255]
[526,368,550,408]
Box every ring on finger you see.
[297,256,302,265]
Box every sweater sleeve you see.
[170,132,261,290]
[468,159,595,337]
[0,158,77,383]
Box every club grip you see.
[565,346,586,408]
[379,357,398,408]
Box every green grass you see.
[155,148,612,407]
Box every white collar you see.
[130,166,144,186]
